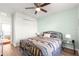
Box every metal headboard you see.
[42,31,63,40]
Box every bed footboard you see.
[20,40,43,56]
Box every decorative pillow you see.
[43,33,51,38]
[50,33,58,38]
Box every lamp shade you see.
[65,34,71,39]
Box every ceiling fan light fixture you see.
[35,8,40,12]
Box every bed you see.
[20,31,63,56]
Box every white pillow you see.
[43,34,50,38]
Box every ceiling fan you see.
[25,3,50,14]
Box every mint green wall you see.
[77,7,79,50]
[37,8,79,49]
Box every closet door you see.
[13,13,37,46]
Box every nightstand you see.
[62,40,76,55]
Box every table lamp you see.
[65,34,71,43]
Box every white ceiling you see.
[0,3,78,18]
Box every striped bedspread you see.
[20,37,62,56]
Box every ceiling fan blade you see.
[35,11,37,14]
[40,3,50,7]
[40,8,47,13]
[25,7,35,9]
[34,3,39,7]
